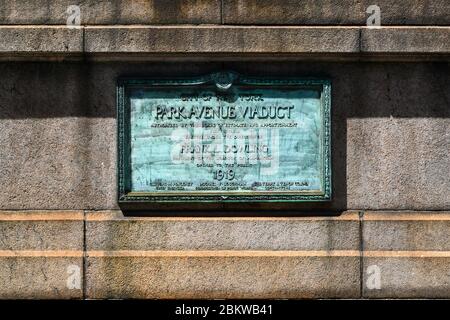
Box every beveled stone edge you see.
[0,25,83,53]
[364,211,450,220]
[84,249,450,258]
[363,250,450,257]
[0,250,84,257]
[361,26,450,53]
[362,211,450,252]
[84,25,360,54]
[3,248,415,258]
[0,26,448,58]
[86,250,361,257]
[0,210,84,221]
[82,26,448,54]
[85,210,360,221]
[2,210,450,298]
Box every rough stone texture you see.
[225,62,450,210]
[0,0,448,302]
[3,210,450,299]
[0,62,118,210]
[0,117,116,209]
[223,0,450,25]
[86,253,360,299]
[363,255,450,298]
[0,211,84,299]
[1,0,448,26]
[84,26,360,53]
[0,26,448,57]
[0,62,219,210]
[0,0,221,25]
[362,211,450,298]
[0,211,84,250]
[362,27,450,53]
[0,26,82,54]
[363,212,450,251]
[346,118,450,210]
[0,62,448,210]
[88,210,361,299]
[0,255,83,299]
[86,211,360,251]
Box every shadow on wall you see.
[0,61,448,214]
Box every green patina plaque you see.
[118,72,331,203]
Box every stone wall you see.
[0,0,449,299]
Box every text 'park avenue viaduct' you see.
[0,0,449,299]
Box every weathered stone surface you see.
[0,211,84,250]
[363,254,450,298]
[0,117,116,210]
[86,252,360,299]
[362,27,450,53]
[227,61,450,210]
[0,62,448,210]
[84,26,360,53]
[363,212,450,251]
[0,0,220,25]
[0,211,83,299]
[0,62,219,210]
[223,0,450,25]
[0,62,118,210]
[86,211,359,251]
[0,26,82,54]
[0,26,448,57]
[0,253,83,299]
[2,0,447,26]
[346,117,450,210]
[362,212,450,298]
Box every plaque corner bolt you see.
[211,71,239,92]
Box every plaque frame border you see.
[117,72,332,204]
